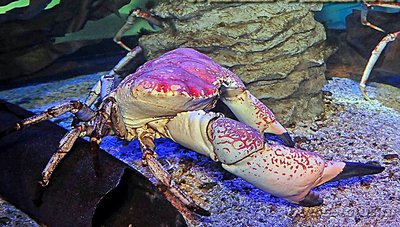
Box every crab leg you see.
[113,10,137,52]
[220,70,294,147]
[166,110,384,206]
[361,2,386,33]
[114,8,163,51]
[137,130,210,216]
[360,32,399,100]
[0,101,95,138]
[361,1,400,33]
[85,46,143,108]
[34,124,93,205]
[40,125,93,186]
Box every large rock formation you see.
[139,1,333,125]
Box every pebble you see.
[383,154,399,160]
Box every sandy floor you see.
[0,76,399,226]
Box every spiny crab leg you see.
[0,101,95,138]
[30,99,118,205]
[138,130,210,216]
[361,1,400,33]
[85,46,143,108]
[360,31,399,100]
[40,125,92,187]
[34,124,93,205]
[113,8,164,51]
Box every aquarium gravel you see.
[0,76,399,226]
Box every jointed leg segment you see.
[40,125,93,186]
[138,130,210,216]
[1,98,125,196]
[359,1,400,100]
[360,32,399,100]
[0,101,95,138]
[113,8,164,51]
[85,46,143,108]
[361,2,386,33]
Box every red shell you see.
[119,48,226,98]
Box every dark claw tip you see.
[189,205,211,216]
[330,162,385,182]
[298,191,323,207]
[278,132,295,148]
[264,132,295,147]
[264,132,295,148]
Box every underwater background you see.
[0,1,399,226]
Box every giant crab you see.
[1,45,385,216]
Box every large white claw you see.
[210,118,384,206]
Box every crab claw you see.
[297,161,384,206]
[264,120,295,147]
[209,118,384,206]
[220,86,295,147]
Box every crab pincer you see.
[167,113,384,206]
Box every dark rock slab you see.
[0,100,186,227]
[0,0,136,84]
[0,1,15,7]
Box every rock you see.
[0,0,133,84]
[0,100,186,227]
[383,154,399,160]
[139,1,333,125]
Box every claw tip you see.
[189,205,211,216]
